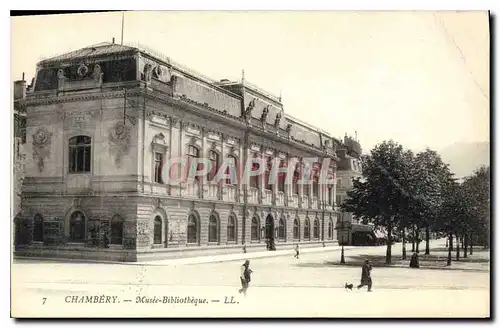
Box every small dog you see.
[345,283,354,290]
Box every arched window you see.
[313,219,320,239]
[207,151,219,182]
[33,214,44,242]
[251,216,260,241]
[304,219,310,240]
[110,215,124,245]
[69,211,86,242]
[227,215,237,242]
[69,136,91,173]
[187,214,199,244]
[328,219,334,239]
[208,214,219,243]
[293,218,300,240]
[154,216,162,244]
[226,155,238,185]
[278,218,286,240]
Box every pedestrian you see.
[409,252,419,268]
[238,259,253,296]
[357,259,372,292]
[294,244,300,259]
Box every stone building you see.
[13,76,28,219]
[335,135,374,245]
[14,41,342,262]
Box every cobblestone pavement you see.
[12,239,490,318]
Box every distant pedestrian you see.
[357,259,372,292]
[409,252,420,268]
[294,244,300,259]
[238,260,253,296]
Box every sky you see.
[10,11,490,152]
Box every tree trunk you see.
[463,234,468,258]
[455,234,460,260]
[411,225,415,252]
[402,228,407,260]
[425,226,430,255]
[470,233,473,255]
[447,234,452,266]
[415,228,420,253]
[385,225,392,265]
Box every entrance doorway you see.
[265,214,275,251]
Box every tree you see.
[342,140,409,264]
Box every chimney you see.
[14,79,27,101]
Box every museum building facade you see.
[14,41,344,261]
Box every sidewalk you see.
[141,244,354,266]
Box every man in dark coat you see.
[409,252,420,268]
[357,259,372,292]
[238,260,253,296]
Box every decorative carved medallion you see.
[77,63,89,77]
[108,122,131,168]
[32,127,52,172]
[57,69,65,79]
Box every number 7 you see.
[42,298,47,305]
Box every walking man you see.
[357,259,373,292]
[238,260,253,296]
[294,244,300,259]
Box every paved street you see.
[12,239,490,318]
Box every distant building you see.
[14,42,342,262]
[335,135,374,245]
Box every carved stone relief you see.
[32,127,53,172]
[108,122,131,168]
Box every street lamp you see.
[336,218,352,265]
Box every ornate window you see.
[187,214,199,244]
[226,155,237,185]
[312,163,320,197]
[278,218,286,240]
[33,214,44,242]
[250,154,260,189]
[69,136,91,173]
[304,218,310,240]
[293,218,300,240]
[313,219,320,239]
[207,150,219,182]
[154,152,164,184]
[208,214,219,243]
[227,215,237,242]
[187,145,200,181]
[154,216,162,244]
[110,215,123,245]
[69,211,86,242]
[264,157,272,190]
[251,216,260,241]
[277,160,286,192]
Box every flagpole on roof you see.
[121,12,125,45]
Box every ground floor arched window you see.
[33,214,44,242]
[293,218,300,240]
[304,219,310,240]
[208,214,219,243]
[110,215,124,245]
[187,214,199,244]
[251,216,260,241]
[313,219,320,239]
[154,216,162,244]
[69,211,86,242]
[278,218,286,240]
[227,215,237,242]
